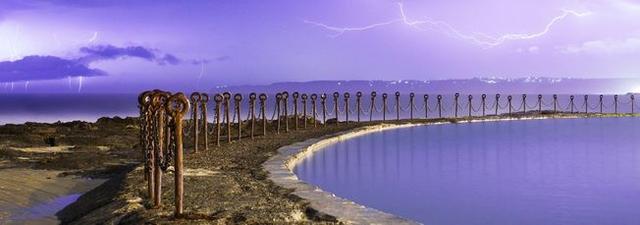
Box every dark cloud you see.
[216,55,231,61]
[0,56,106,82]
[78,45,181,65]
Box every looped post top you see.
[259,93,267,101]
[370,91,377,98]
[301,94,308,100]
[333,92,339,99]
[599,95,604,99]
[496,94,501,99]
[395,91,401,97]
[570,95,575,100]
[437,95,442,100]
[190,92,202,102]
[584,95,589,100]
[320,93,327,100]
[631,95,635,100]
[455,93,460,98]
[614,95,618,99]
[481,94,487,99]
[356,91,363,98]
[344,92,350,99]
[138,90,153,106]
[151,91,170,109]
[507,95,513,100]
[276,93,283,100]
[222,92,231,100]
[292,92,299,99]
[310,94,318,100]
[410,92,415,98]
[553,94,558,99]
[201,93,210,102]
[166,93,190,117]
[538,94,543,99]
[522,94,527,99]
[214,94,224,102]
[282,91,289,99]
[249,92,257,100]
[424,94,429,100]
[234,93,243,102]
[468,95,473,100]
[382,93,388,99]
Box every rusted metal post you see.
[138,91,154,204]
[321,94,327,126]
[522,94,527,114]
[311,94,318,128]
[468,95,473,117]
[293,92,299,130]
[632,95,635,114]
[584,95,589,113]
[249,93,256,139]
[333,92,339,125]
[276,93,282,134]
[356,91,362,122]
[409,93,415,120]
[570,95,575,113]
[344,92,350,124]
[614,95,619,114]
[370,92,377,121]
[424,94,429,118]
[152,92,169,208]
[538,94,543,113]
[553,94,558,113]
[223,92,232,143]
[395,92,401,121]
[200,94,209,151]
[507,95,513,116]
[301,94,308,128]
[255,94,266,136]
[190,92,201,153]
[259,94,267,136]
[437,95,443,118]
[599,95,604,113]
[481,94,487,116]
[234,94,243,141]
[214,94,223,146]
[282,91,289,132]
[495,94,500,115]
[454,93,460,118]
[382,93,388,121]
[166,92,189,217]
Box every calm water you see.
[294,117,640,225]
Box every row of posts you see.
[139,90,635,217]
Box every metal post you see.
[382,93,388,121]
[344,92,350,124]
[301,94,308,128]
[282,91,289,132]
[614,95,618,114]
[481,94,486,116]
[333,92,339,125]
[200,94,209,151]
[276,93,282,134]
[138,91,154,202]
[153,92,168,208]
[632,95,635,114]
[166,92,188,217]
[424,94,429,119]
[370,92,377,121]
[437,95,443,118]
[507,95,512,116]
[249,93,256,139]
[522,94,527,114]
[214,94,223,146]
[259,94,267,136]
[584,95,589,114]
[321,94,327,126]
[599,95,604,113]
[223,92,231,143]
[311,94,318,128]
[495,94,500,115]
[454,93,459,118]
[570,95,575,113]
[553,94,558,113]
[409,93,415,120]
[190,92,200,153]
[293,92,299,130]
[468,95,473,117]
[538,94,542,113]
[356,92,362,122]
[234,94,243,141]
[395,92,401,121]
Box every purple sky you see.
[0,0,639,93]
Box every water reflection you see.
[294,117,640,225]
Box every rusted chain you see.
[321,93,327,126]
[301,94,308,128]
[276,93,282,134]
[333,92,339,125]
[356,91,362,122]
[214,94,223,146]
[344,92,351,124]
[249,93,257,139]
[200,94,209,151]
[382,93,388,121]
[190,92,201,153]
[165,92,189,217]
[293,92,299,130]
[282,91,289,132]
[311,94,318,127]
[370,91,377,121]
[259,93,267,136]
[223,92,232,143]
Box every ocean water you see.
[294,117,640,225]
[0,93,635,124]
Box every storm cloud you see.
[0,56,106,82]
[78,45,182,65]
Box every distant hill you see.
[213,77,640,94]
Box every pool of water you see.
[294,117,640,225]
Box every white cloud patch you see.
[528,46,540,53]
[560,38,640,54]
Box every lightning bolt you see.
[305,2,591,48]
[24,81,30,92]
[88,31,98,43]
[77,76,83,93]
